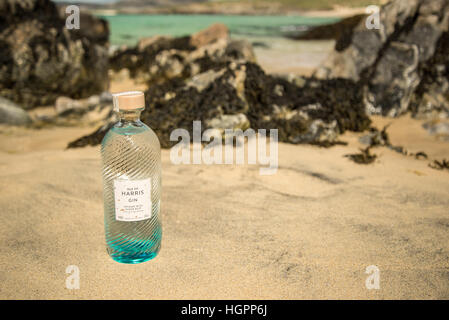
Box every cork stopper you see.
[112,91,145,111]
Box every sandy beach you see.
[251,39,335,76]
[1,113,448,299]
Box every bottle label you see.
[113,178,152,222]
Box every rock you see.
[205,113,250,133]
[224,40,256,62]
[148,49,186,81]
[99,91,113,104]
[55,94,103,115]
[137,36,168,52]
[55,97,86,114]
[292,119,339,145]
[288,14,366,43]
[0,97,32,125]
[186,69,226,92]
[243,63,370,134]
[365,42,420,116]
[69,62,370,149]
[410,31,449,118]
[315,0,449,117]
[187,38,229,63]
[0,0,109,108]
[423,120,449,141]
[69,21,373,149]
[109,35,195,79]
[359,126,391,147]
[42,93,115,127]
[87,95,101,107]
[189,23,229,48]
[109,24,255,84]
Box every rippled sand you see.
[0,113,448,299]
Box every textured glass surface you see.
[101,117,162,264]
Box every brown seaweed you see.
[429,159,449,171]
[344,147,377,164]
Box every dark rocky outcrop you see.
[0,0,109,108]
[69,22,371,149]
[410,31,449,118]
[108,23,254,84]
[316,0,449,118]
[69,61,370,148]
[288,14,366,48]
[109,35,195,81]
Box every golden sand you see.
[0,111,448,299]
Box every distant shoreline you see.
[58,3,366,18]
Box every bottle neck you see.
[118,108,143,124]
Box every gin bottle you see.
[101,91,162,264]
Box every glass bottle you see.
[101,91,162,264]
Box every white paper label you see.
[113,178,152,222]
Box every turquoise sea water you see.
[99,14,340,46]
